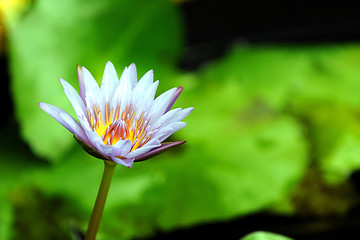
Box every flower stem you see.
[85,160,117,240]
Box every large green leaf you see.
[6,69,309,239]
[7,0,182,161]
[9,38,360,238]
[144,58,309,230]
[203,44,360,186]
[212,44,360,216]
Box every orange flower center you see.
[88,103,151,151]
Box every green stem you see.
[85,160,117,240]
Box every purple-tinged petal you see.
[166,122,187,132]
[171,107,194,122]
[77,64,85,103]
[111,156,135,168]
[148,87,177,124]
[125,139,161,158]
[151,122,186,143]
[154,123,186,142]
[77,115,104,145]
[60,79,88,118]
[96,139,132,157]
[134,141,186,162]
[39,102,88,142]
[151,108,180,130]
[74,135,109,160]
[164,86,183,113]
[152,107,193,131]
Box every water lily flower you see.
[39,62,193,167]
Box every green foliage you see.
[200,44,360,186]
[4,0,360,238]
[0,199,13,240]
[7,0,182,161]
[3,45,310,239]
[241,231,293,240]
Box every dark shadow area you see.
[178,1,360,70]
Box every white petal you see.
[154,126,175,142]
[132,70,154,96]
[60,79,87,118]
[78,116,103,147]
[164,86,183,113]
[101,61,119,102]
[133,81,159,119]
[127,63,137,89]
[166,122,187,132]
[109,139,133,156]
[39,102,88,142]
[82,66,102,111]
[150,108,180,131]
[111,66,132,113]
[77,65,86,102]
[96,139,132,157]
[161,107,194,127]
[125,139,161,158]
[148,88,177,124]
[154,122,186,142]
[110,157,135,168]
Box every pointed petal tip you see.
[164,87,184,113]
[38,102,50,112]
[38,102,51,111]
[128,63,137,76]
[77,64,83,75]
[38,102,50,113]
[77,65,86,102]
[81,66,90,74]
[177,86,183,92]
[105,61,115,68]
[59,78,67,85]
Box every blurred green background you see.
[2,0,360,239]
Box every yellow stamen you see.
[88,103,151,150]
